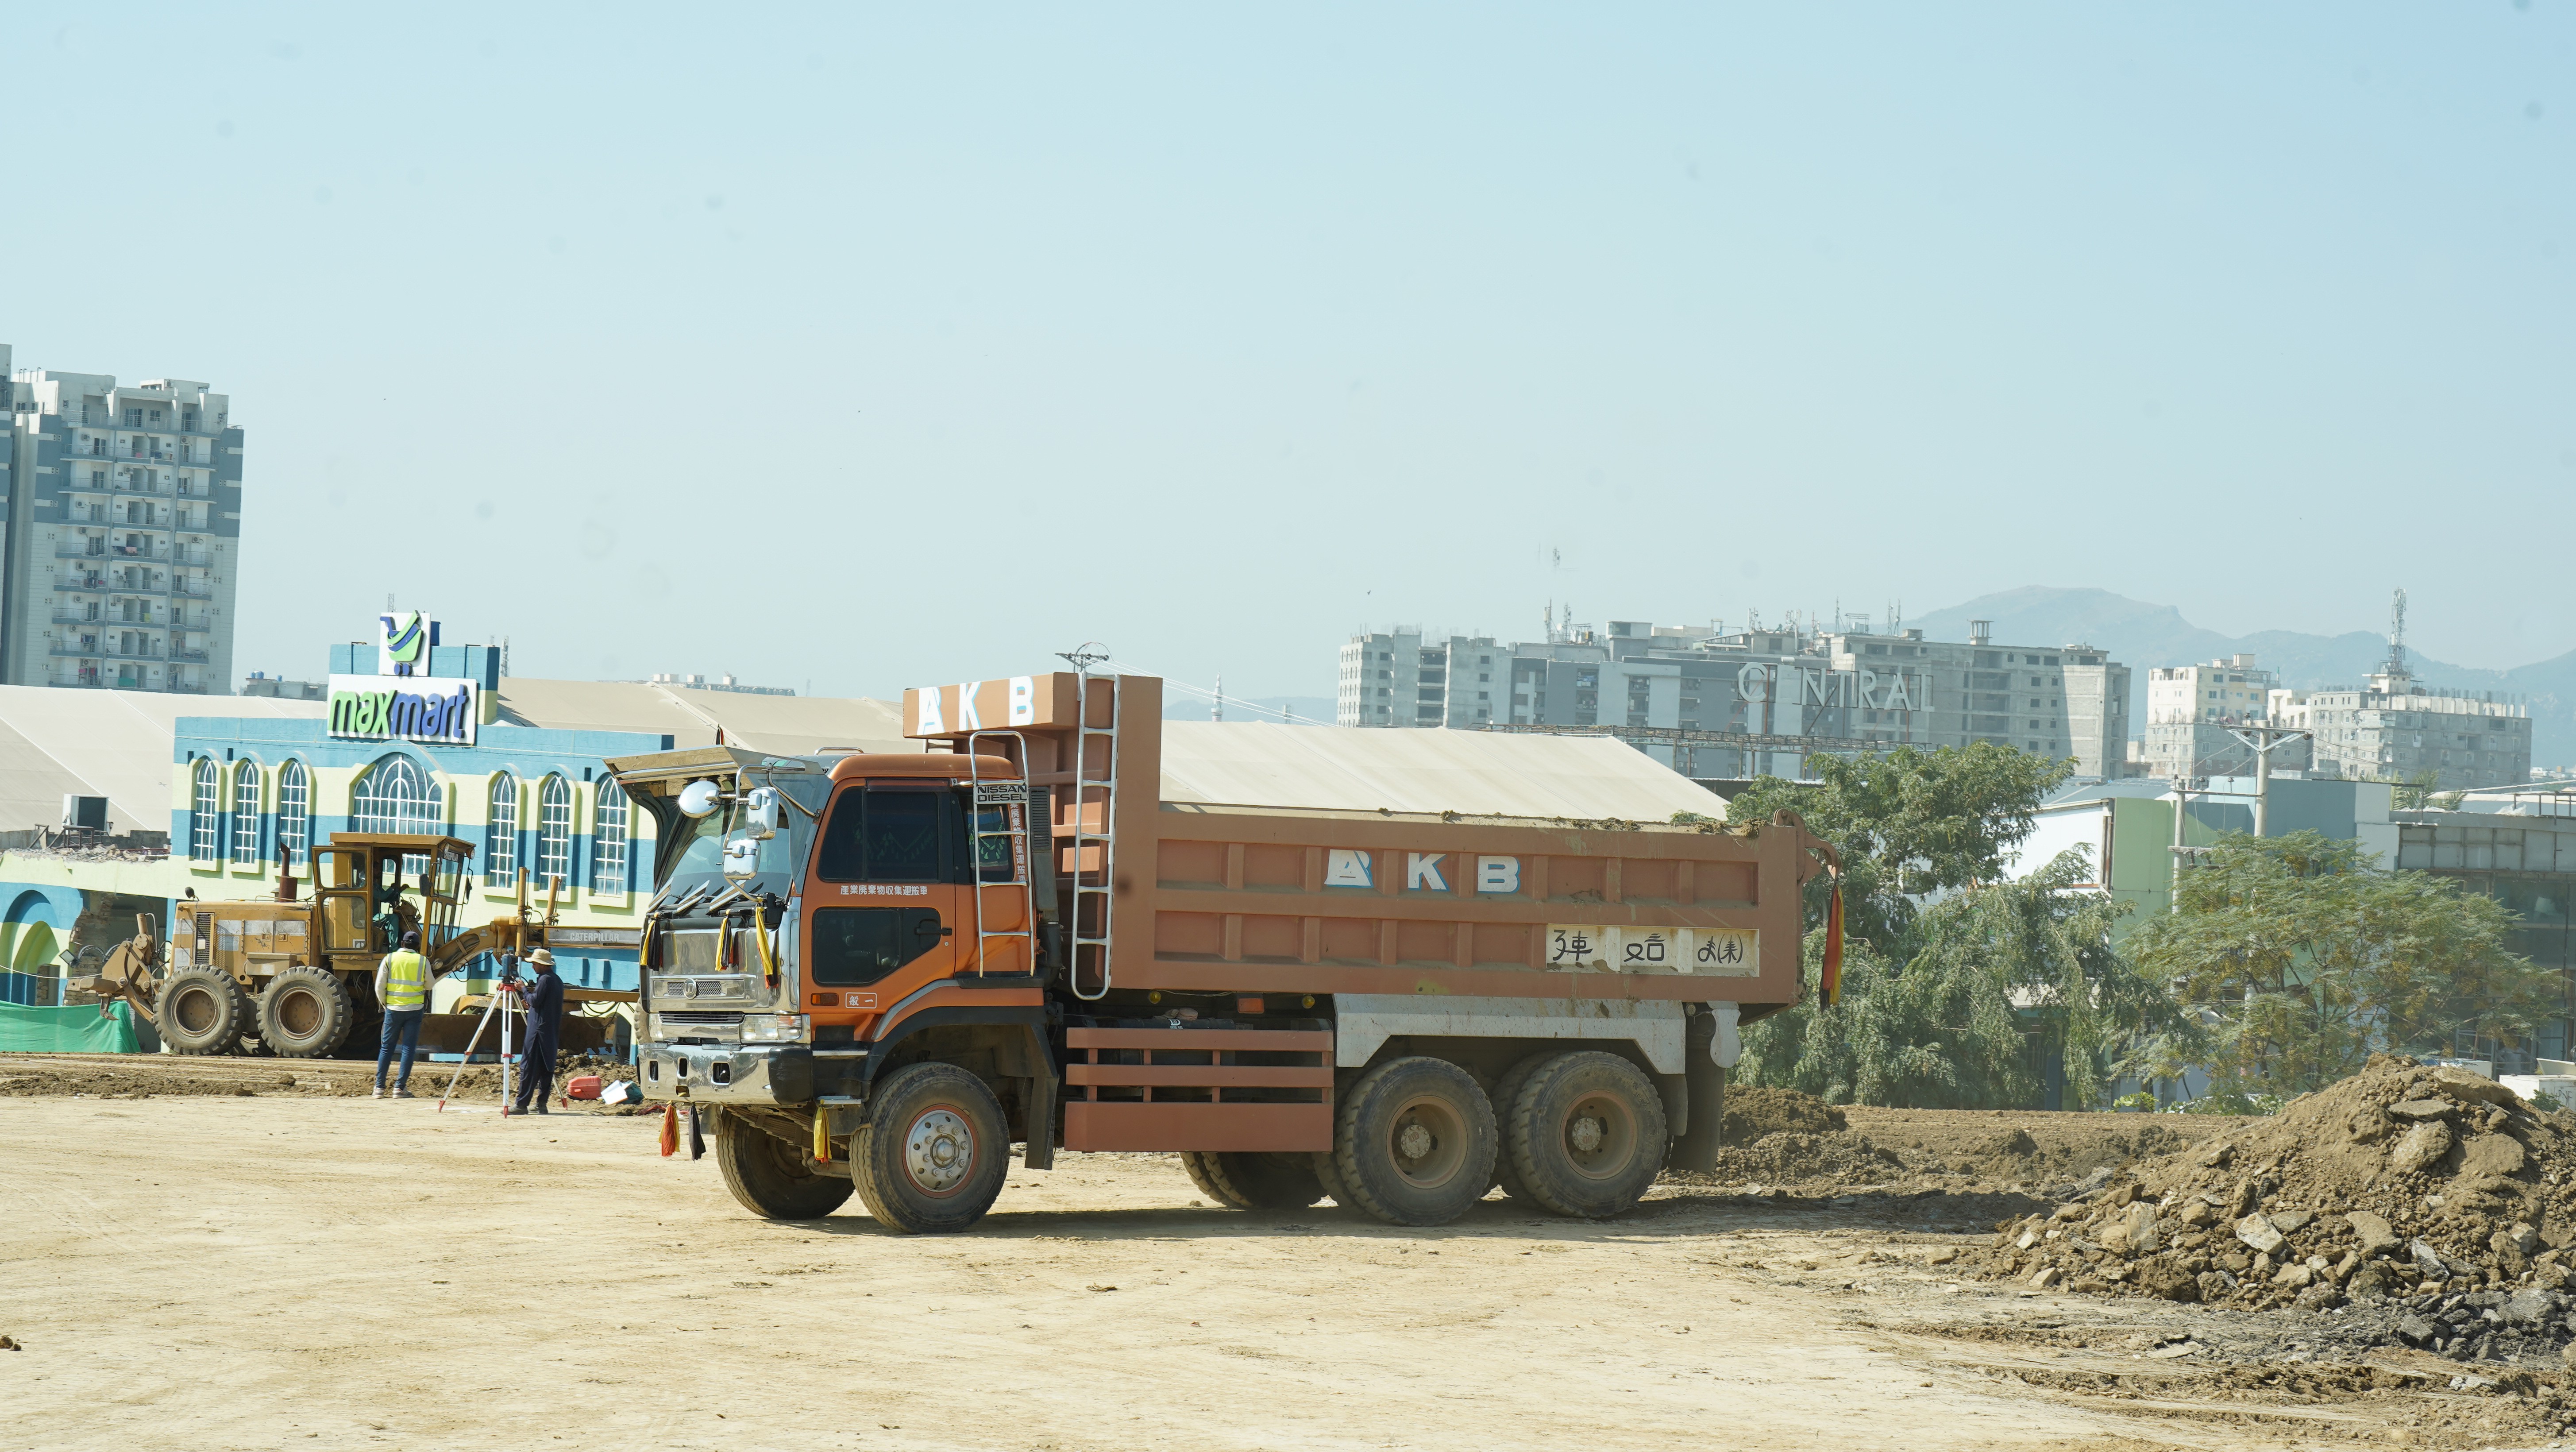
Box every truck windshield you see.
[655,772,826,894]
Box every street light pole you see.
[2225,725,2315,838]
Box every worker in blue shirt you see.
[509,949,566,1116]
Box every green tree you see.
[1721,742,2073,954]
[1740,849,2199,1108]
[2125,830,2555,1095]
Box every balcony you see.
[170,647,209,664]
[172,579,211,598]
[50,642,165,662]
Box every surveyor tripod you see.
[436,977,523,1115]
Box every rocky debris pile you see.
[1966,1055,2576,1364]
[1697,1129,1914,1187]
[1721,1087,1847,1144]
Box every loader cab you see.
[311,833,473,957]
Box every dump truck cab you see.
[616,747,1053,1117]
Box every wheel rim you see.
[903,1106,976,1197]
[277,989,321,1038]
[1387,1093,1469,1190]
[1559,1090,1640,1181]
[172,985,219,1035]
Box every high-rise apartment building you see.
[1337,630,1502,728]
[2140,654,2312,780]
[1337,615,2132,779]
[6,355,243,695]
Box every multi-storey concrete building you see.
[2139,654,2312,780]
[1337,629,1503,728]
[1338,615,2131,779]
[2301,668,2531,791]
[5,356,243,695]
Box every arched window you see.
[230,759,264,865]
[352,756,435,834]
[485,773,519,888]
[354,756,440,875]
[535,775,574,891]
[275,760,309,869]
[590,778,629,892]
[189,758,220,862]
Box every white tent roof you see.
[0,687,328,836]
[1157,722,1723,822]
[495,680,913,757]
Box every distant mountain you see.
[1911,588,2576,767]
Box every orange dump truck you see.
[608,671,1836,1233]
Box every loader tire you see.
[156,967,251,1057]
[1332,1056,1497,1228]
[1182,1151,1324,1210]
[258,967,356,1058]
[1503,1051,1668,1220]
[713,1113,854,1220]
[1486,1053,1553,1202]
[851,1062,1009,1234]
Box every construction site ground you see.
[0,1054,2554,1451]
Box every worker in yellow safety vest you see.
[373,931,434,1099]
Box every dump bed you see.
[901,673,1827,1018]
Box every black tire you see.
[258,967,356,1058]
[1487,1053,1553,1202]
[852,1062,1010,1234]
[1332,1056,1497,1228]
[1311,1149,1355,1208]
[156,967,251,1056]
[713,1114,855,1220]
[1504,1051,1669,1220]
[1183,1151,1324,1210]
[1180,1151,1242,1207]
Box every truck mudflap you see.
[641,1044,816,1104]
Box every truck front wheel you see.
[714,1114,855,1220]
[852,1062,1010,1234]
[1332,1056,1497,1228]
[156,967,250,1056]
[1503,1051,1668,1219]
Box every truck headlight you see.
[739,1013,810,1044]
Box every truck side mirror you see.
[744,787,781,841]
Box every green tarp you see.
[0,1000,139,1053]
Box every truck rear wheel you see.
[258,968,355,1058]
[1311,1149,1355,1208]
[852,1062,1010,1234]
[713,1114,855,1220]
[1332,1056,1497,1228]
[1487,1053,1552,1202]
[1504,1051,1668,1219]
[156,967,250,1056]
[1180,1151,1325,1210]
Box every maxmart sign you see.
[327,673,478,745]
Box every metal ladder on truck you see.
[962,730,1035,979]
[1061,655,1118,1001]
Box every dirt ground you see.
[0,1058,2554,1451]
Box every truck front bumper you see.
[640,1044,817,1105]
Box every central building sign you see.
[326,673,479,745]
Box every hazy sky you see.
[4,5,2568,700]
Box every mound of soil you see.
[1721,1087,1846,1144]
[1967,1054,2576,1367]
